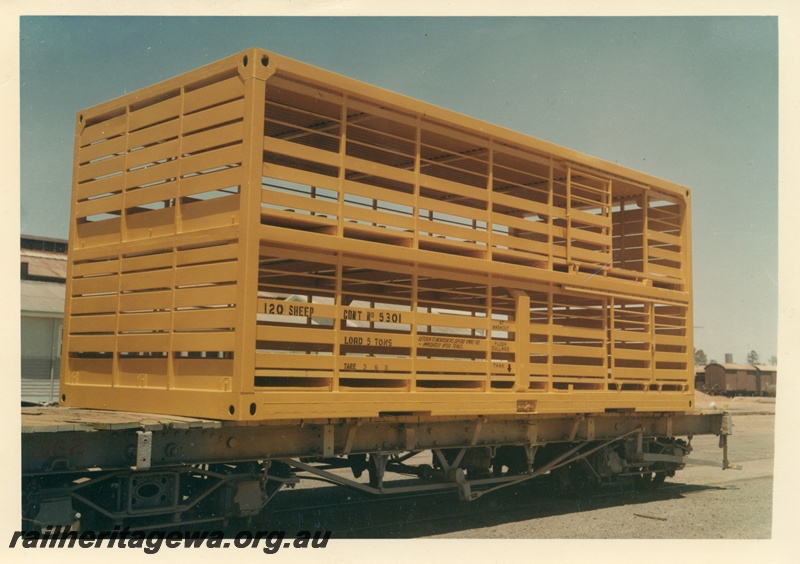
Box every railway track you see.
[241,474,729,538]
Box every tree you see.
[769,355,777,366]
[694,348,708,366]
[746,350,760,365]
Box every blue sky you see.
[18,15,778,365]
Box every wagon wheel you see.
[553,458,601,497]
[634,439,686,490]
[634,464,667,490]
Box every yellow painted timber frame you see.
[60,48,695,420]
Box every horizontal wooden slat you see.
[173,308,237,330]
[344,155,415,186]
[342,178,411,206]
[118,333,171,352]
[569,246,610,264]
[648,245,682,263]
[415,358,487,374]
[492,234,554,258]
[613,348,651,362]
[183,122,244,155]
[184,75,245,115]
[69,314,116,334]
[257,325,335,344]
[416,333,485,352]
[67,334,116,352]
[81,113,126,146]
[75,194,124,219]
[570,227,611,247]
[123,208,175,240]
[647,229,682,246]
[492,212,550,237]
[76,174,125,201]
[417,194,487,223]
[122,250,174,273]
[654,334,686,347]
[120,269,173,292]
[125,160,180,190]
[419,171,489,204]
[128,119,181,151]
[127,139,180,170]
[491,191,550,218]
[258,299,336,320]
[264,162,340,193]
[415,311,488,330]
[172,331,235,351]
[654,351,688,364]
[611,329,651,343]
[171,367,235,389]
[181,195,240,231]
[182,145,243,176]
[570,208,611,229]
[266,136,341,168]
[78,154,125,183]
[647,262,683,279]
[653,368,690,381]
[550,325,604,340]
[181,167,243,197]
[418,217,488,244]
[177,244,238,267]
[129,96,181,132]
[263,189,340,217]
[255,353,335,370]
[125,182,178,209]
[119,290,172,312]
[611,367,651,380]
[175,262,237,287]
[176,285,237,308]
[551,344,605,358]
[343,206,415,231]
[182,99,245,135]
[551,364,605,378]
[79,136,126,165]
[71,274,118,296]
[118,311,171,332]
[569,246,611,264]
[70,294,118,315]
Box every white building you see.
[21,236,66,404]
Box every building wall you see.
[21,236,67,404]
[21,314,62,403]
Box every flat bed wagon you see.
[22,48,732,529]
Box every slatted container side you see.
[548,293,608,390]
[609,297,653,385]
[255,56,692,397]
[259,69,687,286]
[63,60,248,396]
[60,48,695,419]
[253,242,530,392]
[610,188,688,291]
[652,302,690,387]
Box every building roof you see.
[21,247,68,281]
[21,279,65,315]
[21,235,68,282]
[706,363,777,373]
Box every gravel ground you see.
[409,394,787,562]
[254,393,790,562]
[424,393,777,540]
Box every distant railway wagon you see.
[22,48,732,530]
[703,363,777,397]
